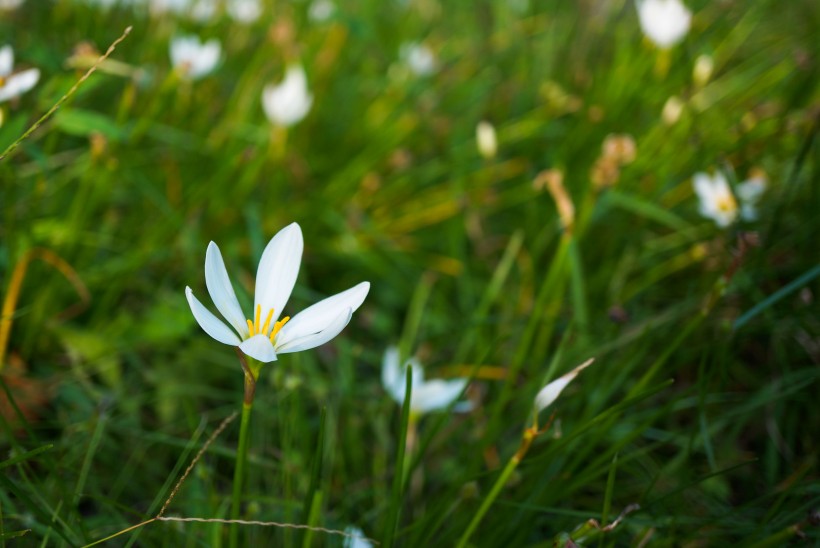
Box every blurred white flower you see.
[400,42,437,76]
[170,35,221,80]
[661,95,685,125]
[692,172,738,227]
[0,0,24,9]
[309,0,335,22]
[228,0,262,23]
[343,526,373,548]
[736,173,767,221]
[636,0,692,49]
[476,121,498,159]
[0,45,40,103]
[382,346,471,415]
[534,358,593,413]
[186,223,370,363]
[262,65,313,127]
[150,0,191,16]
[693,54,714,87]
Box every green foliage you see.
[1,0,818,546]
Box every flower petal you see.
[413,379,469,414]
[0,45,12,77]
[381,346,403,399]
[276,281,369,344]
[275,307,352,354]
[238,334,278,363]
[534,358,593,412]
[254,223,303,324]
[186,286,242,346]
[205,242,249,339]
[0,68,39,103]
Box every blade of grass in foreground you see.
[382,366,413,548]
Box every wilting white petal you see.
[205,242,249,339]
[254,222,303,324]
[636,0,692,49]
[413,379,469,413]
[534,358,593,412]
[261,65,313,127]
[276,281,369,344]
[186,287,242,345]
[0,45,12,76]
[239,333,278,362]
[0,67,39,103]
[276,307,351,354]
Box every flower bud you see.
[476,121,498,159]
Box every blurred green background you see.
[1,0,818,545]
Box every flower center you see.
[716,194,737,213]
[0,76,6,87]
[246,304,290,343]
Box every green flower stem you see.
[229,351,260,548]
[455,425,543,548]
[455,454,520,548]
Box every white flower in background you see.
[736,172,767,221]
[228,0,262,23]
[636,0,692,49]
[476,121,498,159]
[693,172,744,227]
[534,359,593,413]
[185,223,370,363]
[308,0,335,23]
[382,346,471,415]
[343,526,373,548]
[170,35,221,80]
[0,45,40,103]
[693,54,714,87]
[262,65,313,127]
[661,95,684,125]
[0,0,24,10]
[150,0,191,16]
[400,42,437,77]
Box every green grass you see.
[1,0,819,546]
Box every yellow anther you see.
[260,308,275,336]
[254,304,261,332]
[246,319,255,336]
[269,316,290,343]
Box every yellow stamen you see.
[260,308,275,336]
[247,319,255,336]
[270,316,290,343]
[254,304,261,332]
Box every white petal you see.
[205,242,249,339]
[185,286,242,346]
[254,223,303,324]
[275,307,352,354]
[534,358,594,412]
[238,333,278,362]
[276,281,369,344]
[692,172,715,202]
[0,68,39,103]
[381,346,403,397]
[413,379,469,413]
[0,45,12,77]
[736,177,766,204]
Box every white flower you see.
[381,347,471,415]
[736,174,767,221]
[170,35,221,80]
[228,0,262,23]
[534,358,593,413]
[0,0,24,10]
[261,65,313,127]
[185,223,370,363]
[476,121,498,159]
[309,0,335,22]
[636,0,692,49]
[343,526,373,548]
[400,42,437,77]
[0,45,40,103]
[692,172,738,228]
